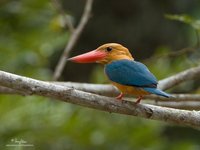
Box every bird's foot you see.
[135,96,143,104]
[116,93,124,100]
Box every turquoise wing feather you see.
[105,59,170,97]
[105,59,157,88]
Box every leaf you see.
[165,14,200,31]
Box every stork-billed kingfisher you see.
[68,43,171,103]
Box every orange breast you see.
[111,81,150,96]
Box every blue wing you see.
[105,59,158,88]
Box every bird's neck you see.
[112,55,134,61]
[101,55,134,65]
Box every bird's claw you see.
[116,93,124,100]
[135,96,143,104]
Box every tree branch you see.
[148,101,200,110]
[0,86,26,95]
[146,94,200,102]
[158,65,200,90]
[53,0,94,80]
[1,65,200,101]
[2,83,200,110]
[0,70,200,128]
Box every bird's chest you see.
[111,81,150,96]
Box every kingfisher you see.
[68,43,171,103]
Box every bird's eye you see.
[106,47,112,52]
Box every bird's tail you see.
[143,88,172,98]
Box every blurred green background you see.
[0,0,200,149]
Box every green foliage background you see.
[0,0,200,150]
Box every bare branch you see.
[0,70,200,128]
[1,82,200,103]
[53,0,94,80]
[55,82,119,96]
[146,100,200,110]
[0,83,117,96]
[0,86,26,95]
[1,85,200,110]
[158,65,200,90]
[1,64,200,101]
[146,94,200,102]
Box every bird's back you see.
[105,59,170,97]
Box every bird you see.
[68,43,171,103]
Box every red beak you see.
[68,50,107,63]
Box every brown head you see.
[68,43,134,64]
